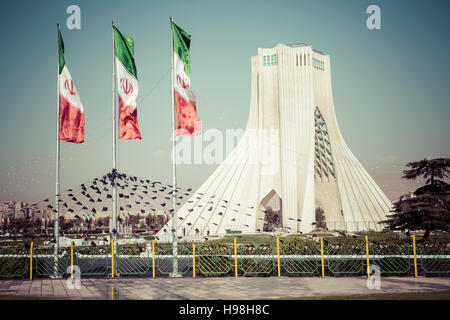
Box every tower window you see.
[312,58,325,70]
[263,56,266,67]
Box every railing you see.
[0,236,449,279]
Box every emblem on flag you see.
[64,79,76,96]
[120,78,133,95]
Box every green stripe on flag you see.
[171,21,191,76]
[58,29,65,74]
[113,26,138,79]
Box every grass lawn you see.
[273,290,450,300]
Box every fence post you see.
[365,235,370,277]
[276,237,281,277]
[320,237,325,277]
[412,235,418,278]
[111,240,114,278]
[70,241,74,277]
[193,243,196,278]
[152,240,155,278]
[234,237,238,278]
[29,242,33,280]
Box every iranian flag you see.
[113,26,141,140]
[58,28,84,143]
[171,21,201,136]
[91,213,96,226]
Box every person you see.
[207,229,210,236]
[183,227,186,236]
[195,228,199,236]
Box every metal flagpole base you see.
[169,272,182,278]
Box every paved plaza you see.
[0,276,449,300]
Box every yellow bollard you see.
[413,235,418,278]
[320,237,325,277]
[152,240,155,278]
[29,242,33,280]
[193,243,196,278]
[111,240,114,278]
[276,237,281,277]
[71,241,74,277]
[234,237,238,278]
[365,235,370,277]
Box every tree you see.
[382,158,450,239]
[130,214,140,226]
[264,207,280,225]
[60,220,73,231]
[146,214,158,228]
[402,158,450,186]
[315,207,327,229]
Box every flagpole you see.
[111,21,118,276]
[54,23,61,278]
[170,16,180,277]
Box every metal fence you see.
[0,235,449,279]
[0,254,29,279]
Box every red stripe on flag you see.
[59,95,84,143]
[118,94,141,140]
[174,90,201,136]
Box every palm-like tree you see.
[382,158,450,239]
[403,158,450,185]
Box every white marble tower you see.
[158,44,392,239]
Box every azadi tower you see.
[159,43,392,238]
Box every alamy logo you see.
[66,265,81,290]
[172,128,280,176]
[366,5,381,30]
[367,265,381,290]
[66,5,81,30]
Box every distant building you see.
[399,192,416,201]
[14,201,24,219]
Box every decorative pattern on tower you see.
[314,107,336,181]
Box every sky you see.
[0,0,449,203]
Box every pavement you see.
[1,276,450,300]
